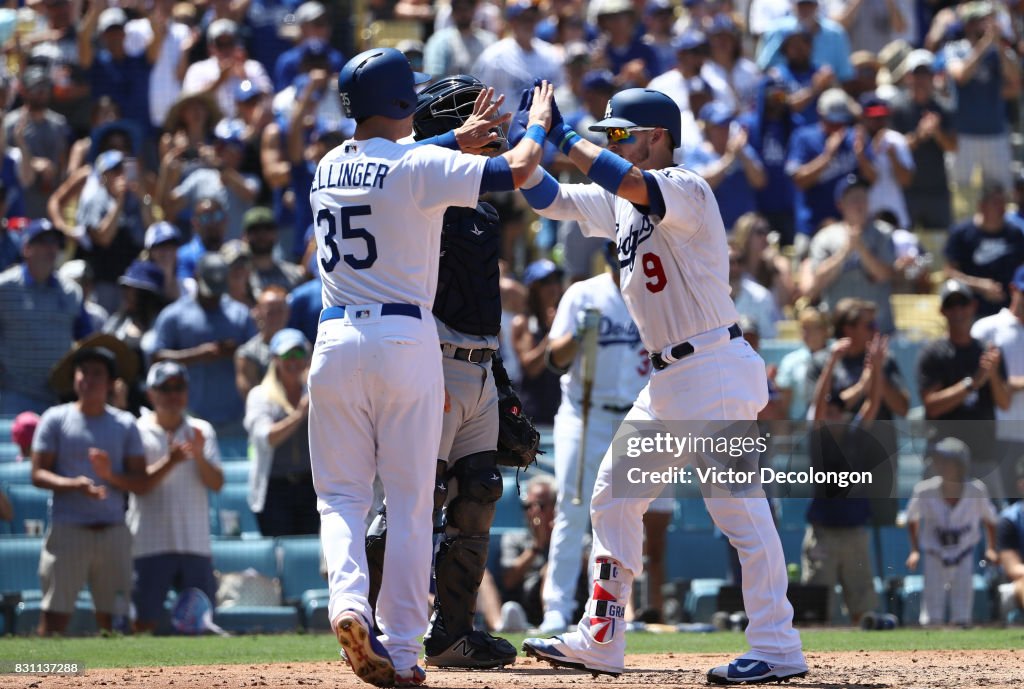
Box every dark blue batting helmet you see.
[589,88,682,148]
[338,47,431,120]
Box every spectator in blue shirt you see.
[770,26,839,125]
[642,0,677,76]
[177,196,228,286]
[245,0,302,77]
[79,6,154,138]
[593,0,660,86]
[152,253,257,435]
[273,2,344,91]
[685,102,767,232]
[786,88,874,239]
[943,1,1020,195]
[757,0,854,84]
[944,183,1024,318]
[286,273,322,344]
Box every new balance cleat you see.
[425,630,516,669]
[706,658,809,685]
[335,612,396,687]
[522,635,622,678]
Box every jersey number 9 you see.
[319,205,377,272]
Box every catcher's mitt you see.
[495,384,541,468]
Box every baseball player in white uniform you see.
[515,87,807,684]
[906,437,999,626]
[309,48,551,688]
[540,245,673,634]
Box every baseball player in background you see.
[363,74,540,671]
[540,242,673,635]
[906,437,999,626]
[515,86,807,684]
[309,48,552,688]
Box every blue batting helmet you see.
[589,88,681,148]
[338,47,431,120]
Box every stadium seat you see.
[211,538,277,578]
[0,536,44,596]
[891,294,945,341]
[212,605,299,634]
[15,599,98,635]
[7,484,50,534]
[0,442,19,462]
[212,484,260,536]
[667,531,727,580]
[277,536,325,604]
[0,416,14,437]
[221,461,250,485]
[0,461,31,485]
[217,435,250,461]
[685,578,726,623]
[775,497,810,531]
[877,526,910,578]
[676,495,713,531]
[300,588,331,631]
[210,538,299,633]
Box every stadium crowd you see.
[1,0,1024,634]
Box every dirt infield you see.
[20,650,1024,689]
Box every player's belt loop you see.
[649,323,742,371]
[440,344,495,364]
[319,304,422,322]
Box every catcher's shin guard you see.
[587,557,630,644]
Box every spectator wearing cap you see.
[243,207,304,292]
[888,49,956,230]
[703,14,762,114]
[906,437,999,626]
[243,0,301,75]
[271,40,352,133]
[28,0,92,137]
[104,260,168,377]
[232,80,273,204]
[786,88,874,240]
[59,260,108,333]
[3,65,69,219]
[176,196,229,288]
[273,2,344,91]
[728,241,781,338]
[648,30,723,151]
[143,221,183,301]
[12,411,40,463]
[471,1,564,115]
[30,344,146,635]
[536,0,597,44]
[75,149,150,312]
[767,26,835,125]
[971,266,1024,498]
[685,102,766,231]
[152,253,257,435]
[122,0,194,131]
[244,328,317,537]
[423,0,497,77]
[943,0,1020,195]
[944,183,1024,318]
[510,260,564,426]
[78,3,153,136]
[182,18,273,119]
[592,0,660,86]
[159,90,222,175]
[642,0,678,77]
[825,0,912,55]
[220,239,256,308]
[236,285,290,402]
[858,92,914,229]
[918,279,1008,487]
[0,219,91,414]
[130,360,223,633]
[800,174,896,333]
[161,118,259,241]
[748,0,794,38]
[757,0,854,84]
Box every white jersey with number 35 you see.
[544,167,739,353]
[310,138,486,309]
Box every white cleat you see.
[334,612,396,688]
[522,634,623,678]
[706,658,809,685]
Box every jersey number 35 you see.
[318,205,377,272]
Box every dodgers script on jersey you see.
[549,272,648,407]
[537,168,740,353]
[310,139,487,308]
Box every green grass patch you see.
[1,628,1021,669]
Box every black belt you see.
[441,344,495,364]
[320,304,421,322]
[269,472,313,485]
[649,323,742,371]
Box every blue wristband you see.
[418,130,459,150]
[524,124,546,146]
[588,149,633,195]
[551,123,580,155]
[520,169,559,210]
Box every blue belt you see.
[319,304,422,323]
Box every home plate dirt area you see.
[21,650,1024,689]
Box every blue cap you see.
[833,173,869,204]
[234,79,266,103]
[95,149,125,175]
[522,259,563,286]
[270,328,311,356]
[706,14,737,34]
[118,259,165,294]
[699,101,734,126]
[506,0,540,19]
[645,0,674,15]
[214,118,246,146]
[582,69,616,93]
[144,221,181,250]
[672,29,707,52]
[147,360,188,389]
[21,218,64,248]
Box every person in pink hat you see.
[11,411,40,462]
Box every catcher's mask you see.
[412,74,507,151]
